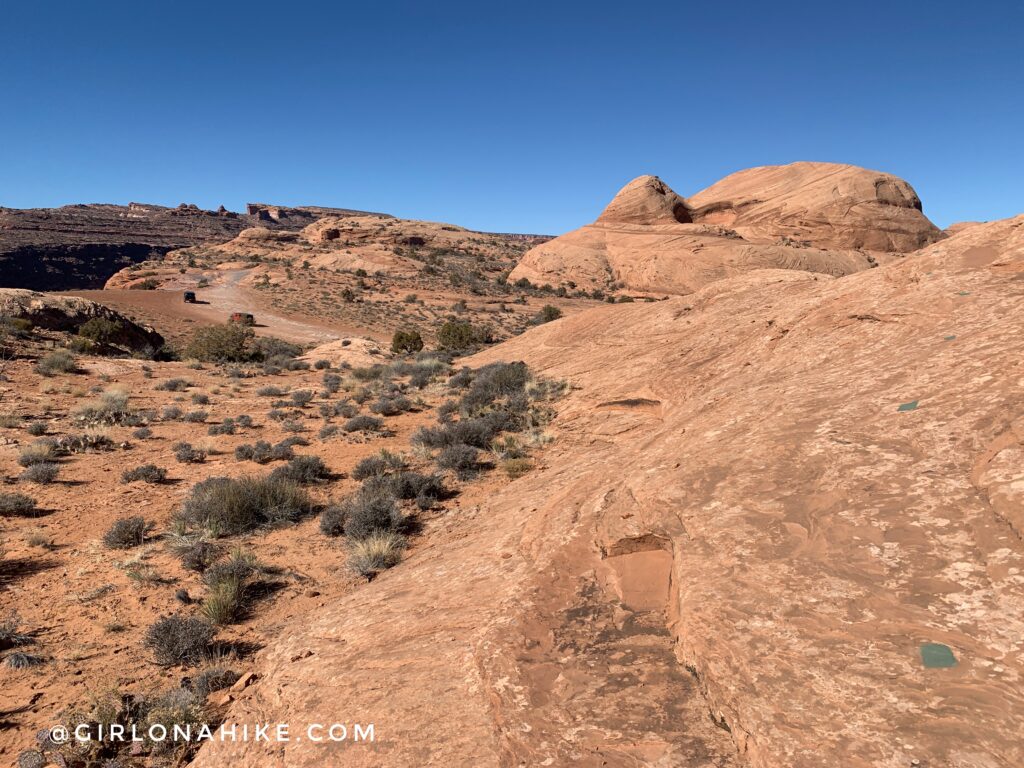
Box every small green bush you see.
[185,324,254,363]
[532,305,563,325]
[78,317,123,344]
[436,320,492,351]
[391,329,424,354]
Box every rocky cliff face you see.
[0,202,387,290]
[193,214,1024,767]
[0,288,165,351]
[510,162,946,295]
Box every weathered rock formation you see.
[193,213,1024,767]
[510,162,946,294]
[0,288,164,351]
[0,202,387,291]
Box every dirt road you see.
[66,269,343,346]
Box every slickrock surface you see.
[510,163,945,295]
[194,214,1024,767]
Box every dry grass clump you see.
[347,532,406,578]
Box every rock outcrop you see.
[0,288,164,351]
[193,214,1024,767]
[0,202,387,291]
[510,162,945,295]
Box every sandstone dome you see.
[596,175,692,225]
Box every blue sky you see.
[1,1,1021,234]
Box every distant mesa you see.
[509,161,946,295]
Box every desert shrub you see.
[173,442,207,464]
[208,418,236,436]
[235,439,294,464]
[448,368,474,389]
[25,422,47,437]
[177,474,312,536]
[192,667,240,698]
[391,329,424,354]
[0,413,21,429]
[0,614,31,649]
[341,489,402,540]
[318,424,339,439]
[352,364,387,382]
[133,426,153,440]
[437,320,492,351]
[73,387,135,425]
[281,419,306,433]
[178,540,221,572]
[5,651,44,669]
[154,378,192,392]
[270,455,329,484]
[144,616,215,666]
[364,471,445,510]
[532,305,563,325]
[121,464,167,484]
[185,324,254,363]
[18,441,55,467]
[290,390,314,407]
[460,361,530,413]
[36,350,78,376]
[319,503,347,536]
[54,431,114,454]
[250,335,301,361]
[412,415,503,450]
[235,414,253,428]
[256,385,288,397]
[501,458,534,479]
[491,434,527,460]
[183,410,208,424]
[437,443,479,478]
[203,551,258,588]
[103,516,149,549]
[347,532,405,578]
[78,316,123,344]
[0,493,37,516]
[191,392,210,405]
[343,415,383,433]
[313,359,331,370]
[351,451,406,480]
[20,463,59,484]
[370,395,414,416]
[321,372,342,394]
[161,405,184,421]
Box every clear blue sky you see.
[2,1,1021,234]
